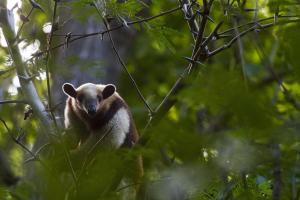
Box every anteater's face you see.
[62,83,116,118]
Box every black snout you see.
[86,102,97,117]
[87,108,97,116]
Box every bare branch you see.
[178,0,199,40]
[142,0,215,130]
[233,18,248,88]
[88,126,114,155]
[34,142,50,155]
[15,7,34,41]
[127,5,182,25]
[26,5,182,62]
[144,2,214,128]
[253,38,300,111]
[0,100,29,105]
[44,0,59,128]
[218,15,299,37]
[93,3,154,114]
[0,118,38,160]
[201,21,223,47]
[140,15,300,145]
[106,25,153,114]
[75,126,114,187]
[116,182,142,192]
[209,18,300,58]
[193,0,214,54]
[61,142,78,186]
[0,117,57,184]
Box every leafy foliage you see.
[0,0,300,199]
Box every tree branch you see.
[253,36,300,111]
[233,17,248,88]
[178,0,199,40]
[44,0,58,128]
[140,15,300,144]
[140,1,215,143]
[26,5,183,62]
[218,15,299,37]
[144,0,214,127]
[0,118,52,173]
[0,100,29,105]
[201,21,223,47]
[15,7,34,41]
[0,1,52,135]
[209,18,300,58]
[93,3,154,114]
[193,0,214,55]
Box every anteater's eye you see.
[97,95,102,102]
[77,96,83,103]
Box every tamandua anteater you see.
[62,82,144,197]
[62,82,139,150]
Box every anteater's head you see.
[62,83,116,118]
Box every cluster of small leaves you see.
[105,0,144,18]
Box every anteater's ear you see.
[103,84,116,99]
[62,83,77,98]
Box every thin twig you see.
[88,126,114,155]
[201,21,223,47]
[15,7,34,41]
[233,18,248,88]
[154,67,190,114]
[62,141,78,185]
[44,1,78,187]
[116,182,142,192]
[141,1,215,134]
[76,126,114,186]
[253,38,300,111]
[0,100,29,105]
[218,15,299,37]
[190,0,214,70]
[127,5,182,26]
[178,0,199,40]
[209,18,300,58]
[26,5,182,62]
[106,26,153,114]
[0,118,49,169]
[140,66,192,143]
[44,1,58,128]
[93,3,154,114]
[45,101,64,112]
[141,15,300,144]
[154,1,214,113]
[34,142,50,155]
[193,0,214,55]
